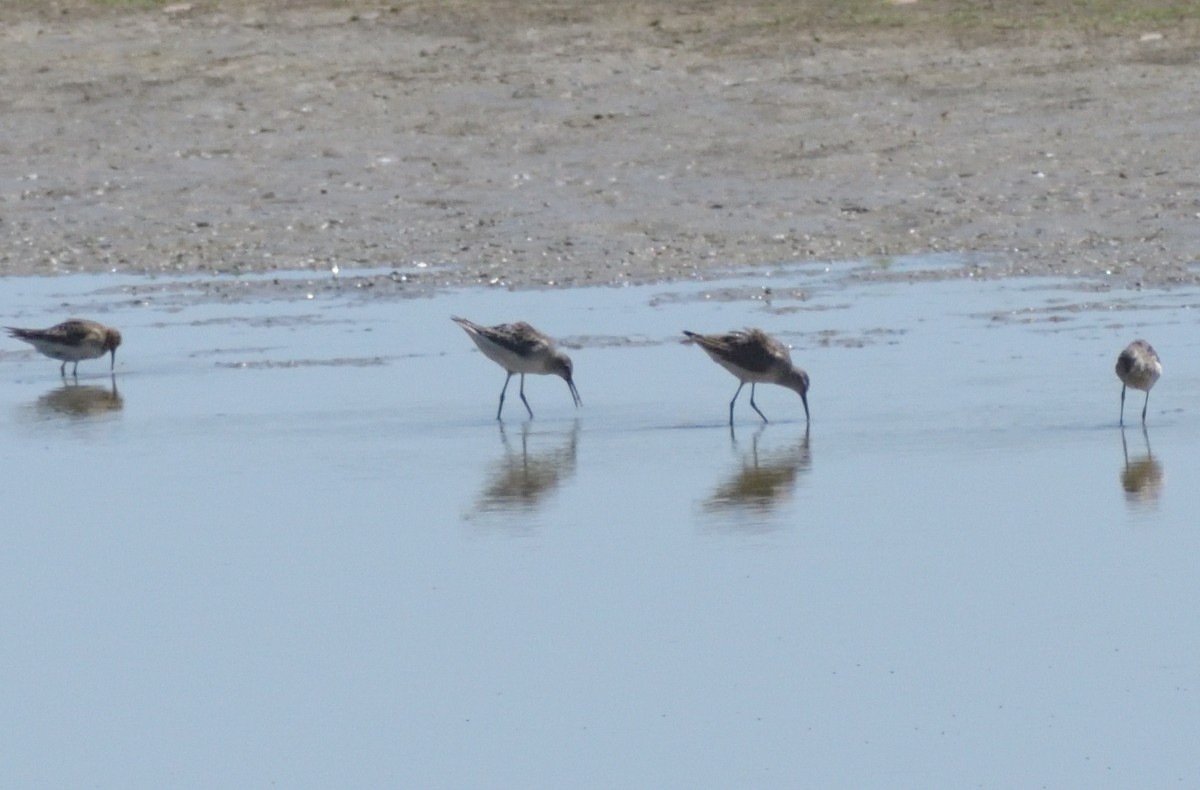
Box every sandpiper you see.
[1115,339,1161,426]
[452,316,581,420]
[6,319,122,377]
[684,328,809,425]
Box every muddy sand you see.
[2,1,1199,292]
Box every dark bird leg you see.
[518,373,534,419]
[728,381,746,425]
[59,361,67,377]
[748,382,769,423]
[497,372,513,420]
[1119,385,1126,426]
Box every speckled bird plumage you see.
[684,328,809,424]
[1116,339,1161,426]
[6,319,122,376]
[452,316,580,420]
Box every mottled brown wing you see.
[8,320,94,345]
[724,329,790,374]
[486,322,552,357]
[44,320,99,345]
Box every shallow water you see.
[3,257,1200,787]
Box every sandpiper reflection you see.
[35,375,123,419]
[1120,426,1163,506]
[704,425,811,517]
[474,421,579,514]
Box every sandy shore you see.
[2,1,1199,289]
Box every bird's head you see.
[786,368,810,422]
[553,352,582,408]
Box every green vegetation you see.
[5,0,1199,41]
[722,0,1200,41]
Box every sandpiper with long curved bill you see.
[1116,339,1161,426]
[6,319,122,377]
[684,328,809,425]
[452,316,581,420]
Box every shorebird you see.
[1115,339,1161,426]
[6,319,122,377]
[452,316,581,420]
[683,328,809,425]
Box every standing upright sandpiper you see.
[1115,339,1161,426]
[6,319,122,377]
[452,316,581,420]
[683,328,809,425]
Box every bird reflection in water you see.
[35,375,124,419]
[474,421,579,514]
[704,424,811,517]
[1120,425,1163,506]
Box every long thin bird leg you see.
[728,381,746,425]
[1119,385,1126,426]
[59,361,66,377]
[518,373,534,419]
[1142,391,1150,424]
[497,372,513,420]
[748,382,769,423]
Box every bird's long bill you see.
[567,377,582,408]
[110,349,117,371]
[800,390,810,422]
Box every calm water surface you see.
[2,257,1199,788]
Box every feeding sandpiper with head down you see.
[1115,339,1161,426]
[683,328,809,425]
[6,319,122,377]
[452,316,581,420]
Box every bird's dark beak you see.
[800,389,810,423]
[567,377,581,408]
[111,348,117,371]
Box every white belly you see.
[471,335,547,374]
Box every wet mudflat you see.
[2,257,1200,787]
